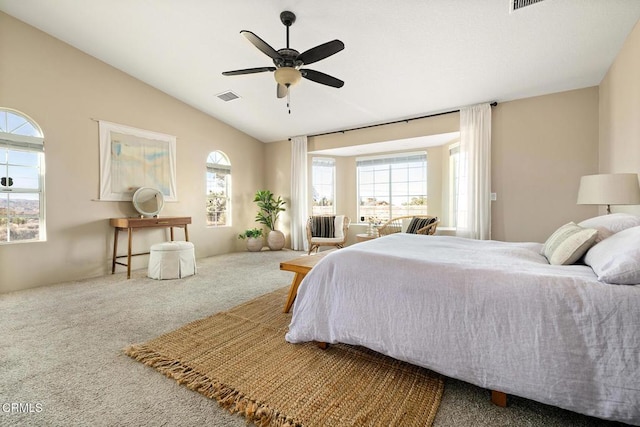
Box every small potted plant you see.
[254,190,286,250]
[238,228,264,252]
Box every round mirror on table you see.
[132,187,164,217]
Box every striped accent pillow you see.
[406,217,436,234]
[311,216,335,238]
[543,222,598,265]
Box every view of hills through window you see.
[0,195,40,241]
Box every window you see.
[449,143,468,229]
[0,108,45,243]
[449,144,460,227]
[206,151,231,226]
[357,152,427,222]
[311,157,335,215]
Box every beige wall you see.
[266,88,600,244]
[307,113,460,153]
[0,13,266,292]
[599,20,640,215]
[263,139,291,247]
[492,88,599,241]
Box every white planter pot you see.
[246,237,263,252]
[267,230,285,251]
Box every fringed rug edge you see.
[124,344,302,427]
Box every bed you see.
[286,216,640,425]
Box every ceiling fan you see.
[222,11,345,106]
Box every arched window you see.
[206,151,231,226]
[0,108,45,243]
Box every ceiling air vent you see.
[216,91,240,102]
[511,0,545,12]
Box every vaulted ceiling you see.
[1,1,639,142]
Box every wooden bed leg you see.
[316,341,329,350]
[491,390,508,407]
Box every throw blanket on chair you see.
[406,217,437,234]
[311,216,335,238]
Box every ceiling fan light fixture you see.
[274,67,301,87]
[222,10,344,109]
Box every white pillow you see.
[578,213,640,242]
[334,215,345,239]
[542,222,598,265]
[584,225,640,285]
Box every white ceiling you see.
[1,1,639,143]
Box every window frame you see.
[311,157,336,215]
[205,150,231,227]
[0,108,46,244]
[356,151,428,223]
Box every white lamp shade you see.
[577,173,640,205]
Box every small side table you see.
[356,233,377,242]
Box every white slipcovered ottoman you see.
[148,241,196,280]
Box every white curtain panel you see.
[456,103,492,240]
[290,136,309,251]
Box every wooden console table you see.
[110,216,191,279]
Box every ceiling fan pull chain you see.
[287,88,291,114]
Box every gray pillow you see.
[542,222,598,265]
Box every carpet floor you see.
[0,249,627,426]
[126,287,443,427]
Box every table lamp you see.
[577,173,640,214]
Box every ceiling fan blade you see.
[297,40,344,65]
[277,83,288,99]
[222,67,276,76]
[301,69,344,88]
[241,30,282,60]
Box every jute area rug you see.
[125,287,444,427]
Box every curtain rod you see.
[292,101,497,140]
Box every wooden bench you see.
[280,249,335,313]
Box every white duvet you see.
[286,234,640,425]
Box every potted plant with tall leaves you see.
[254,190,286,250]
